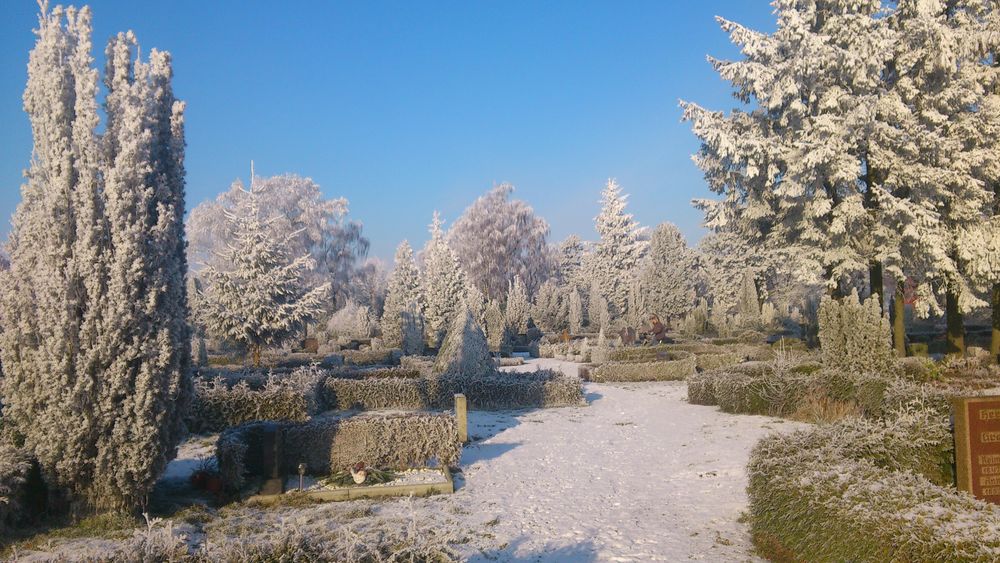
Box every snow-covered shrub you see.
[484,299,512,356]
[0,444,33,532]
[322,300,374,343]
[745,408,992,562]
[712,364,810,416]
[433,307,497,378]
[341,348,402,366]
[694,352,744,371]
[686,371,718,405]
[190,368,325,433]
[498,357,525,367]
[818,289,896,375]
[588,352,697,382]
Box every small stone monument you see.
[953,396,1000,504]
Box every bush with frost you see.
[818,289,896,375]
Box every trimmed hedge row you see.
[746,408,1000,562]
[189,369,325,433]
[323,370,584,411]
[340,348,403,366]
[217,413,461,492]
[587,351,696,383]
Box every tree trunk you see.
[869,260,884,308]
[891,280,906,356]
[992,282,1000,364]
[946,286,965,357]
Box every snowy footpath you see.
[449,358,804,562]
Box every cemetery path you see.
[450,358,806,562]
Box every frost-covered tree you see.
[819,289,895,375]
[638,223,700,322]
[421,212,467,347]
[433,305,497,378]
[199,186,330,366]
[532,280,566,333]
[400,302,426,356]
[584,179,645,321]
[187,173,368,302]
[464,279,487,327]
[0,6,191,512]
[504,275,530,334]
[556,235,586,287]
[737,270,761,326]
[348,258,387,317]
[448,184,552,299]
[568,288,583,334]
[484,299,510,355]
[381,241,421,349]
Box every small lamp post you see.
[298,463,306,491]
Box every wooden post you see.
[454,393,468,443]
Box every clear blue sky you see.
[0,1,774,261]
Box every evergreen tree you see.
[504,275,530,334]
[433,305,497,378]
[421,212,467,347]
[639,223,700,322]
[568,288,583,334]
[737,270,762,326]
[484,299,510,355]
[381,240,421,348]
[585,179,645,321]
[199,187,330,366]
[0,6,191,512]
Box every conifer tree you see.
[737,270,762,326]
[381,240,421,348]
[585,179,645,322]
[433,305,497,378]
[421,212,467,347]
[199,187,330,366]
[568,288,583,334]
[504,275,530,334]
[639,223,700,322]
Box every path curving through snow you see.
[449,358,804,562]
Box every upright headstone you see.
[953,396,1000,504]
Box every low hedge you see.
[399,355,436,374]
[588,351,696,382]
[323,370,584,411]
[340,348,403,366]
[189,369,325,433]
[694,352,744,371]
[217,413,461,491]
[746,408,1000,562]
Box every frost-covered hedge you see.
[588,351,696,382]
[323,370,583,411]
[399,355,436,375]
[745,408,1000,562]
[329,366,423,380]
[693,352,744,371]
[217,413,461,490]
[341,348,402,366]
[189,369,325,433]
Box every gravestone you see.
[953,396,1000,504]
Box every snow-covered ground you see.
[450,358,804,561]
[16,359,804,562]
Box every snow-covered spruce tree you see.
[421,212,467,347]
[187,173,368,302]
[818,289,895,375]
[638,223,700,323]
[556,235,586,288]
[532,280,566,333]
[584,179,645,321]
[433,305,497,378]
[448,184,553,299]
[0,6,192,512]
[199,187,330,366]
[504,275,530,335]
[464,279,487,327]
[400,301,426,356]
[381,240,421,348]
[681,2,935,307]
[586,277,602,329]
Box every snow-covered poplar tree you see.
[638,223,700,322]
[448,184,553,299]
[504,275,530,334]
[421,212,467,347]
[381,240,421,348]
[199,186,330,366]
[584,179,645,321]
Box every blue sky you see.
[0,1,774,261]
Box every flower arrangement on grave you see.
[323,462,396,487]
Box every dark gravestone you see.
[953,396,1000,504]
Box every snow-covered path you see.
[451,358,803,562]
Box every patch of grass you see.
[0,512,139,559]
